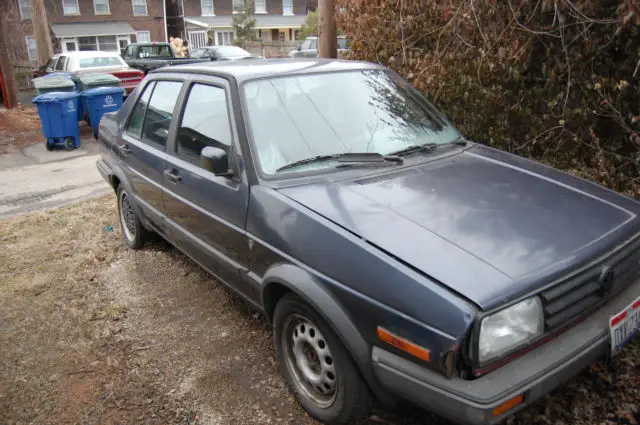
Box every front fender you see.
[261,263,395,404]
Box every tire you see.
[117,186,148,249]
[273,293,372,425]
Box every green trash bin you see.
[33,76,76,95]
[72,73,121,92]
[72,73,121,121]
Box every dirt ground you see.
[0,197,638,425]
[0,105,94,154]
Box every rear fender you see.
[261,263,394,404]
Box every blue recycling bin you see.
[83,86,125,138]
[32,91,81,151]
[41,72,73,79]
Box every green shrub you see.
[337,0,640,196]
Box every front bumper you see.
[373,277,640,425]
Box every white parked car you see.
[44,51,144,95]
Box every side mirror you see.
[201,146,233,177]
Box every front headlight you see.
[478,297,544,364]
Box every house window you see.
[98,36,118,51]
[232,0,242,13]
[255,0,266,13]
[132,0,147,16]
[136,31,151,43]
[62,0,80,15]
[294,30,300,40]
[25,36,37,62]
[18,0,31,20]
[94,0,110,14]
[279,31,285,42]
[283,0,293,15]
[77,36,98,51]
[216,32,234,46]
[200,0,213,15]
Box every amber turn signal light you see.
[376,327,430,363]
[492,394,524,417]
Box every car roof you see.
[152,58,382,82]
[61,51,123,58]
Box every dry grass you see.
[0,196,638,425]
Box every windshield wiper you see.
[276,152,402,172]
[389,137,468,157]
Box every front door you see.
[162,78,254,301]
[117,36,130,54]
[118,79,184,229]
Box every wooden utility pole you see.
[318,0,337,58]
[29,0,53,65]
[0,14,18,108]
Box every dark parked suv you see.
[96,59,640,425]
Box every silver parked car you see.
[288,36,349,58]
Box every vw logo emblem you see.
[599,266,615,294]
[104,95,114,105]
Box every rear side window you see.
[126,81,155,139]
[176,83,232,164]
[141,81,183,147]
[55,56,67,71]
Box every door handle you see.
[164,169,182,183]
[118,144,131,154]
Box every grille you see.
[541,238,640,330]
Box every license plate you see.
[609,296,640,355]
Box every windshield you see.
[243,70,461,174]
[136,45,173,58]
[78,56,125,68]
[216,46,250,57]
[190,48,207,58]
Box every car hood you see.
[278,145,640,309]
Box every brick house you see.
[7,0,167,64]
[182,0,318,48]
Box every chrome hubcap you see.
[119,192,136,241]
[283,314,337,407]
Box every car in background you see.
[44,51,144,95]
[189,45,262,61]
[121,42,210,74]
[31,54,61,79]
[288,36,350,58]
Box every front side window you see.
[126,82,155,140]
[243,70,460,175]
[55,56,67,70]
[177,84,232,163]
[200,0,213,15]
[132,0,147,16]
[62,0,80,15]
[94,0,110,14]
[141,81,183,147]
[18,0,31,19]
[283,0,293,15]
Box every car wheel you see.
[273,293,372,425]
[117,186,147,249]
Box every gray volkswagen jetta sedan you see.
[96,59,640,425]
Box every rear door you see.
[117,79,184,229]
[162,77,255,302]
